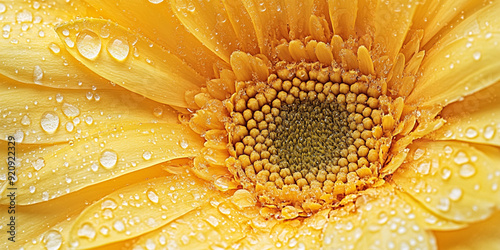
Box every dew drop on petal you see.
[448,188,463,201]
[483,125,495,140]
[147,189,159,204]
[42,191,49,201]
[153,107,163,117]
[142,151,152,160]
[29,186,36,193]
[99,150,118,169]
[41,111,59,133]
[436,197,450,212]
[13,129,24,143]
[16,9,33,22]
[76,29,101,60]
[43,230,63,250]
[77,223,97,240]
[472,51,481,61]
[453,151,469,165]
[21,115,31,125]
[62,103,80,118]
[65,122,74,132]
[55,93,63,103]
[113,220,125,232]
[99,226,110,236]
[464,127,478,138]
[33,65,43,84]
[64,37,74,48]
[62,29,70,36]
[90,163,99,172]
[149,0,164,4]
[441,167,452,180]
[0,3,5,14]
[107,37,129,61]
[49,43,61,54]
[101,199,118,210]
[459,164,476,178]
[180,139,188,149]
[32,157,45,171]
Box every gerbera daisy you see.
[1,0,500,249]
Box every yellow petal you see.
[67,173,216,248]
[83,0,227,79]
[0,80,177,144]
[407,1,500,110]
[413,0,490,47]
[6,164,168,249]
[372,0,418,61]
[130,197,252,249]
[0,0,110,89]
[428,82,500,147]
[0,123,203,205]
[323,186,436,249]
[240,0,289,56]
[55,18,204,108]
[169,0,239,63]
[435,210,500,250]
[285,0,314,40]
[328,0,357,39]
[393,140,500,223]
[223,0,260,54]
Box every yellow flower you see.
[1,0,500,249]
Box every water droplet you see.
[38,30,45,37]
[180,140,188,149]
[33,65,43,84]
[91,163,99,172]
[113,220,125,232]
[21,115,31,126]
[99,226,110,236]
[62,29,70,36]
[65,176,72,183]
[459,164,476,178]
[453,151,469,165]
[65,122,74,132]
[472,51,481,61]
[436,197,450,212]
[55,93,64,103]
[62,103,80,118]
[0,3,6,14]
[101,199,118,210]
[49,43,61,54]
[100,25,110,38]
[147,189,159,203]
[142,151,152,160]
[413,148,425,160]
[85,115,93,125]
[77,223,97,240]
[29,186,36,193]
[449,188,463,201]
[76,29,101,60]
[16,9,33,22]
[99,150,118,169]
[107,37,129,61]
[416,161,430,175]
[64,37,74,48]
[32,157,45,171]
[483,125,495,140]
[13,129,24,143]
[153,107,163,117]
[42,191,49,201]
[43,230,63,250]
[465,127,478,138]
[149,0,164,3]
[41,111,59,133]
[441,167,452,180]
[377,212,388,224]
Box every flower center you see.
[228,61,384,210]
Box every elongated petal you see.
[323,187,436,249]
[435,210,500,250]
[413,0,491,47]
[285,0,315,40]
[393,140,500,223]
[169,0,239,63]
[0,0,111,89]
[407,1,500,109]
[7,165,168,248]
[428,82,500,146]
[240,0,289,56]
[83,0,227,78]
[372,0,418,61]
[0,123,203,205]
[222,0,260,54]
[328,0,357,39]
[66,174,216,248]
[55,18,204,107]
[0,80,178,144]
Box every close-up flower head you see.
[1,0,500,249]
